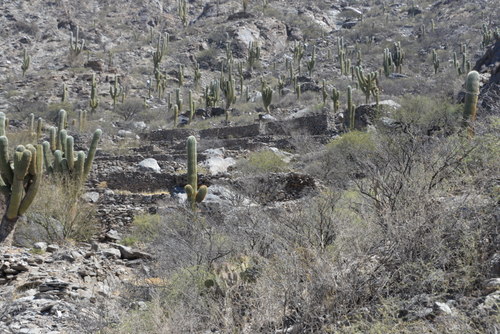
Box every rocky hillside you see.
[0,0,499,333]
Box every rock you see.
[46,245,59,253]
[433,301,453,315]
[104,229,121,242]
[33,242,47,252]
[133,121,148,131]
[116,245,153,260]
[84,60,104,72]
[38,279,69,293]
[13,215,64,247]
[138,158,161,173]
[482,278,500,294]
[82,191,100,203]
[101,248,121,259]
[117,130,138,139]
[10,262,29,272]
[201,148,236,175]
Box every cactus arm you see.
[186,136,197,194]
[463,71,480,138]
[0,136,13,187]
[73,151,86,184]
[66,136,75,171]
[7,148,31,220]
[83,129,102,179]
[196,185,208,203]
[18,144,43,216]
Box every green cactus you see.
[78,110,87,132]
[432,49,440,74]
[321,80,328,105]
[261,83,273,113]
[184,136,207,210]
[89,74,99,113]
[462,71,480,138]
[109,76,122,109]
[69,26,85,57]
[178,64,184,87]
[193,61,201,88]
[36,117,43,141]
[153,33,168,74]
[173,105,179,129]
[331,87,340,113]
[383,48,393,77]
[178,0,188,27]
[188,90,195,124]
[355,66,378,104]
[21,49,30,77]
[205,80,220,108]
[43,129,101,181]
[247,41,261,70]
[391,42,404,73]
[62,83,68,103]
[221,78,236,111]
[293,41,305,73]
[306,45,316,78]
[347,86,356,130]
[0,139,43,243]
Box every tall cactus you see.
[89,74,99,113]
[0,139,43,243]
[391,42,404,73]
[331,87,340,113]
[462,71,480,138]
[347,86,356,130]
[21,49,30,77]
[261,83,273,113]
[383,48,393,77]
[109,76,122,109]
[432,49,440,74]
[69,26,85,57]
[355,66,378,104]
[43,128,102,182]
[184,136,207,210]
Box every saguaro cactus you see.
[0,139,43,243]
[391,42,404,73]
[462,71,480,138]
[43,128,102,183]
[261,83,273,113]
[347,86,356,130]
[331,87,340,112]
[69,26,85,57]
[21,49,30,77]
[355,66,378,104]
[184,136,207,210]
[89,74,99,113]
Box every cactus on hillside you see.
[89,74,99,113]
[347,86,356,130]
[247,41,261,70]
[391,42,404,73]
[331,87,340,113]
[306,46,316,78]
[432,49,440,74]
[69,26,85,57]
[43,128,102,182]
[383,48,393,77]
[462,71,480,138]
[0,138,43,243]
[184,136,207,210]
[355,66,378,104]
[109,76,122,109]
[261,83,273,113]
[21,49,30,77]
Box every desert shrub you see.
[115,98,145,121]
[121,214,161,246]
[17,177,97,244]
[236,149,289,174]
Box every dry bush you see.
[17,176,98,244]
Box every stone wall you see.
[143,113,329,142]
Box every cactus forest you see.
[0,0,498,333]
